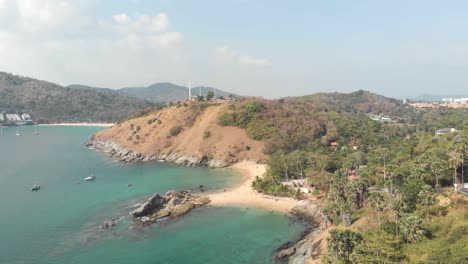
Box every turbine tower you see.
[188,81,191,100]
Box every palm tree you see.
[345,179,367,209]
[447,150,462,190]
[418,185,437,222]
[391,194,405,236]
[376,148,390,185]
[428,155,445,191]
[399,214,425,243]
[367,192,385,227]
[326,229,363,262]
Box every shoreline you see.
[38,123,115,127]
[208,161,299,213]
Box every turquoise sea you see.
[0,126,304,264]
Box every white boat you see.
[31,184,40,191]
[15,127,21,136]
[84,175,96,181]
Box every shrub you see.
[251,176,296,198]
[157,119,162,125]
[169,125,183,136]
[203,130,211,139]
[218,112,237,126]
[135,135,140,140]
[246,145,251,151]
[199,103,211,111]
[380,221,397,235]
[244,101,265,113]
[127,136,133,141]
[136,125,141,132]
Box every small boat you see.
[15,127,21,136]
[84,175,96,181]
[31,185,40,191]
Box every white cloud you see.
[0,3,187,88]
[239,55,271,66]
[111,12,182,50]
[113,12,169,34]
[216,46,237,61]
[14,0,79,33]
[151,31,182,48]
[215,46,271,67]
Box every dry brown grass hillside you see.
[94,102,267,163]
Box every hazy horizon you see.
[1,1,468,99]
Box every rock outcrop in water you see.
[130,190,210,226]
[276,202,328,264]
[85,136,231,168]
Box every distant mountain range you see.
[0,72,155,123]
[67,83,234,103]
[0,71,236,123]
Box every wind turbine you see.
[188,81,192,101]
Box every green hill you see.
[0,72,155,123]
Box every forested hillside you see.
[218,93,467,263]
[0,72,155,123]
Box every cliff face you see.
[91,102,266,167]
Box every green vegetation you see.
[169,125,183,136]
[0,72,158,123]
[206,91,214,101]
[219,91,467,263]
[203,130,211,139]
[251,176,301,198]
[323,229,362,263]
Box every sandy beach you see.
[38,123,115,127]
[209,161,298,213]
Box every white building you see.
[442,98,468,104]
[435,128,457,135]
[21,113,31,120]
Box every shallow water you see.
[0,126,304,264]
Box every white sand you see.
[38,123,115,127]
[209,161,298,213]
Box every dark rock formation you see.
[99,217,124,230]
[276,202,327,264]
[85,136,231,168]
[130,190,210,226]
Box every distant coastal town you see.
[409,96,468,109]
[0,112,34,126]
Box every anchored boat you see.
[84,175,96,181]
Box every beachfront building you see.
[21,113,32,121]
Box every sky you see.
[1,0,468,98]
